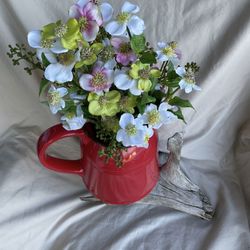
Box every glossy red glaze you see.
[37,123,160,204]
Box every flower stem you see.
[126,27,132,39]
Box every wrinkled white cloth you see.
[0,0,250,249]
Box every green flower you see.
[119,95,137,114]
[75,42,104,68]
[42,19,82,50]
[88,90,121,116]
[129,62,161,92]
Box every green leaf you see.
[137,103,146,114]
[152,90,165,101]
[137,93,156,114]
[39,79,49,96]
[149,77,158,93]
[41,53,50,67]
[171,109,186,124]
[167,70,178,80]
[140,51,157,64]
[168,61,175,72]
[130,34,146,54]
[169,96,194,109]
[141,93,156,105]
[166,78,181,88]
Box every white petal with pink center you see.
[79,63,114,94]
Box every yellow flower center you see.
[41,39,54,48]
[119,43,131,53]
[163,47,174,57]
[148,110,160,125]
[139,69,150,79]
[57,52,75,66]
[91,72,106,87]
[163,42,177,56]
[126,124,137,136]
[117,12,130,24]
[55,24,68,38]
[99,46,114,62]
[184,69,195,84]
[81,47,94,60]
[79,16,89,31]
[98,96,107,106]
[48,91,61,105]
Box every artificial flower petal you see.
[69,4,81,19]
[138,79,152,92]
[130,81,143,96]
[50,40,68,54]
[127,16,145,35]
[193,85,202,91]
[179,79,187,89]
[79,74,94,91]
[157,42,166,49]
[88,100,102,116]
[114,72,134,90]
[76,0,89,9]
[36,48,57,64]
[100,3,113,23]
[83,21,99,41]
[119,113,134,129]
[121,1,139,14]
[42,23,56,40]
[176,67,186,77]
[185,84,193,93]
[105,21,127,36]
[160,110,177,124]
[105,90,121,103]
[45,63,74,83]
[27,30,42,48]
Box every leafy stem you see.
[7,44,43,75]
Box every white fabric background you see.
[0,0,250,249]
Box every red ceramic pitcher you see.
[37,123,160,205]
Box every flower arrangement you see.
[7,0,201,166]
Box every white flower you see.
[114,69,142,96]
[105,1,145,36]
[61,105,86,130]
[138,126,154,148]
[44,51,78,83]
[27,30,68,55]
[141,103,177,129]
[156,41,181,67]
[116,113,146,147]
[176,67,201,94]
[47,85,68,114]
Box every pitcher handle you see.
[37,124,89,176]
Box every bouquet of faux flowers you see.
[7,0,201,166]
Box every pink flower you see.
[111,37,137,66]
[79,62,114,94]
[69,1,102,41]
